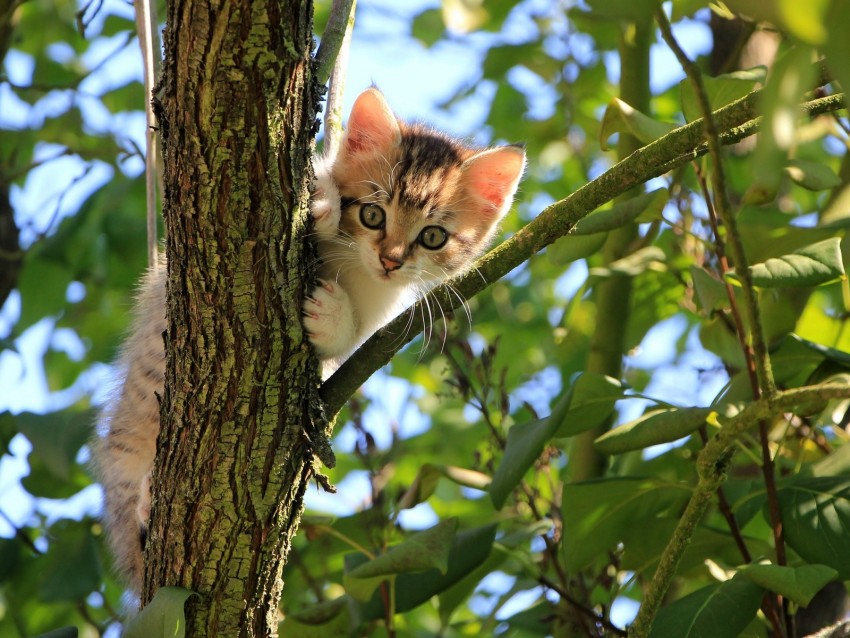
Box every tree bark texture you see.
[146,1,320,636]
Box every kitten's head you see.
[330,88,525,287]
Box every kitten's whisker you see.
[420,278,448,354]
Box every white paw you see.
[311,157,341,236]
[303,280,357,359]
[136,472,151,526]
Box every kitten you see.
[94,88,525,595]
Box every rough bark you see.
[145,1,321,636]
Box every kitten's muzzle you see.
[380,255,403,272]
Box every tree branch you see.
[319,89,846,416]
[321,0,356,159]
[133,0,162,267]
[314,0,356,86]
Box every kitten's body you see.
[95,89,525,594]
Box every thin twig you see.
[538,575,628,637]
[133,0,161,267]
[321,0,356,159]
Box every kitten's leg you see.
[303,279,357,360]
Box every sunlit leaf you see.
[600,98,676,151]
[736,238,844,288]
[594,407,712,455]
[573,189,668,235]
[776,477,850,579]
[124,587,197,638]
[680,67,766,123]
[785,159,842,191]
[589,246,666,278]
[740,563,838,607]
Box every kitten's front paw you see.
[304,280,356,359]
[311,159,341,236]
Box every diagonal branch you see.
[320,90,846,416]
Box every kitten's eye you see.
[359,204,385,229]
[418,226,448,250]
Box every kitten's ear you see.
[342,89,401,156]
[459,146,526,219]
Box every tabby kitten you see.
[95,88,525,594]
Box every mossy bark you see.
[144,1,320,636]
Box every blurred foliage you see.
[1,0,850,636]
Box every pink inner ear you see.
[344,89,400,156]
[463,148,526,215]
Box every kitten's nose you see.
[380,256,403,272]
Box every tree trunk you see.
[145,1,320,635]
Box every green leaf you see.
[785,159,843,191]
[589,245,666,278]
[812,442,850,478]
[776,477,850,579]
[399,464,490,511]
[37,519,102,603]
[394,523,496,614]
[573,189,669,235]
[489,417,559,509]
[690,265,729,312]
[739,563,838,607]
[33,629,79,638]
[411,8,444,47]
[750,46,818,193]
[344,518,457,601]
[16,258,73,330]
[397,463,443,510]
[553,372,626,437]
[355,523,498,622]
[737,238,845,288]
[594,407,712,455]
[648,575,764,638]
[124,587,197,638]
[548,232,607,265]
[0,538,22,582]
[14,410,92,482]
[600,98,676,151]
[681,67,767,123]
[282,597,351,637]
[505,601,556,634]
[562,478,691,571]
